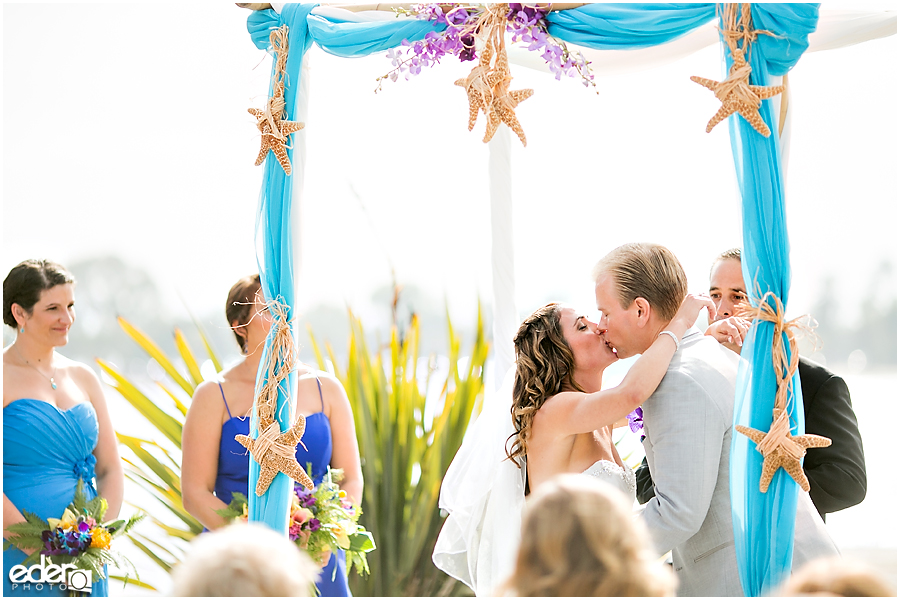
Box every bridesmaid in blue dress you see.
[3,260,124,597]
[182,274,363,596]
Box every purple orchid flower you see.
[627,407,644,433]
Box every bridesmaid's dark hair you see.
[3,259,75,328]
[226,274,262,353]
[507,303,585,467]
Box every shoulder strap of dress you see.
[315,376,324,412]
[217,382,233,419]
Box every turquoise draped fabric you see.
[247,3,316,534]
[725,4,819,596]
[547,3,715,49]
[249,7,441,58]
[245,4,441,535]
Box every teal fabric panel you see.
[307,12,444,57]
[546,3,716,49]
[246,2,318,535]
[725,4,819,596]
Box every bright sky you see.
[3,4,896,333]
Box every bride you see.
[433,293,713,596]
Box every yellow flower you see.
[332,520,353,550]
[48,509,78,531]
[338,490,347,499]
[90,528,112,550]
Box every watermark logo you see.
[8,555,92,593]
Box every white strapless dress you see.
[582,459,637,500]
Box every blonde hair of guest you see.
[778,556,895,597]
[503,474,676,597]
[170,522,320,597]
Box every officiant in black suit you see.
[635,248,867,522]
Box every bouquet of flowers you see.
[2,479,144,596]
[219,468,375,576]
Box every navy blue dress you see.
[214,377,351,597]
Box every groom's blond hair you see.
[592,242,687,321]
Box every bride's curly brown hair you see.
[506,303,585,467]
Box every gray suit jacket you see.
[640,328,742,597]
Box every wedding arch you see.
[236,3,895,595]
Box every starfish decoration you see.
[736,422,831,493]
[235,411,315,496]
[454,40,500,132]
[248,105,305,176]
[691,53,783,137]
[482,46,533,146]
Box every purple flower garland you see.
[377,3,595,92]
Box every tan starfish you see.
[248,107,305,176]
[736,423,831,493]
[235,412,315,496]
[454,40,498,131]
[481,45,533,146]
[691,54,783,137]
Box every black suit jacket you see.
[636,357,867,520]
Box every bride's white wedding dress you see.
[582,458,637,500]
[432,370,638,596]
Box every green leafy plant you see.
[96,317,219,584]
[307,306,488,597]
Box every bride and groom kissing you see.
[433,242,835,597]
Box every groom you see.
[593,243,742,596]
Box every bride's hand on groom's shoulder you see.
[671,293,716,330]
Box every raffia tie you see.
[735,291,831,493]
[235,295,315,494]
[737,290,816,417]
[248,420,302,463]
[715,4,772,106]
[263,26,289,142]
[254,297,296,428]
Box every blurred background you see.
[3,3,896,594]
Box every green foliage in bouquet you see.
[307,306,488,597]
[96,317,219,578]
[216,468,376,578]
[3,479,145,585]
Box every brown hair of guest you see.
[508,303,585,467]
[506,474,676,597]
[3,259,75,328]
[225,274,261,353]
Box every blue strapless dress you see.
[215,381,350,597]
[3,399,108,597]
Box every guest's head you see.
[708,248,748,321]
[509,304,615,464]
[507,474,676,597]
[3,259,76,346]
[225,274,270,354]
[778,556,895,597]
[593,243,687,358]
[170,522,319,597]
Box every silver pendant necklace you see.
[13,344,58,390]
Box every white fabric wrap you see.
[433,368,525,597]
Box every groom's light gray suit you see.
[640,328,743,596]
